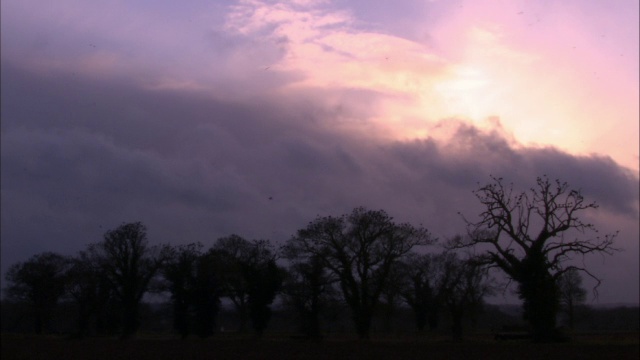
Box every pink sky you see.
[224,0,639,170]
[2,0,637,170]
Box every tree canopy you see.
[5,252,70,334]
[452,176,617,341]
[284,207,435,338]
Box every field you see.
[2,333,638,360]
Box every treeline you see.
[3,208,498,340]
[3,176,620,342]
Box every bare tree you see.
[379,261,405,333]
[4,252,70,334]
[192,249,222,338]
[281,252,336,338]
[437,252,494,341]
[397,253,441,332]
[557,268,587,329]
[161,243,202,339]
[246,258,283,336]
[91,222,169,338]
[210,236,251,332]
[452,176,617,341]
[160,243,222,339]
[212,235,281,335]
[285,207,435,339]
[66,250,116,337]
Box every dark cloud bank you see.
[2,63,638,302]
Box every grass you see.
[2,332,638,360]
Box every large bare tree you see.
[452,176,617,341]
[285,207,434,338]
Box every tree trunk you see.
[122,300,139,339]
[304,308,321,338]
[34,310,44,335]
[412,305,427,332]
[451,310,463,342]
[520,277,558,342]
[173,299,190,339]
[518,253,559,342]
[237,304,248,332]
[428,307,440,331]
[567,300,575,329]
[76,302,90,338]
[353,307,372,339]
[382,301,394,333]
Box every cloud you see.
[2,63,637,270]
[3,0,637,170]
[1,0,638,303]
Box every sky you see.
[1,0,638,304]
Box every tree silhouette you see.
[5,252,70,334]
[213,235,280,335]
[192,250,221,338]
[397,253,441,332]
[161,243,202,338]
[90,222,169,338]
[378,261,405,333]
[212,235,253,331]
[246,259,283,336]
[557,268,587,329]
[66,250,116,337]
[281,253,336,338]
[436,252,493,341]
[452,176,617,341]
[286,207,434,339]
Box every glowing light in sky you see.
[1,0,637,170]
[219,0,638,171]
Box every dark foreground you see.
[2,333,638,360]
